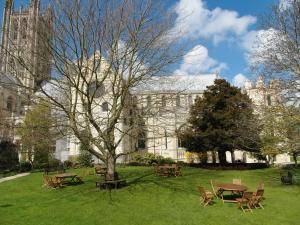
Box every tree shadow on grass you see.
[0,204,13,208]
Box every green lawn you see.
[0,166,299,225]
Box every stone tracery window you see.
[13,19,18,40]
[21,18,27,39]
[7,96,14,112]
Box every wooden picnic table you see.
[216,183,248,203]
[55,173,78,184]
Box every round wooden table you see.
[216,183,248,203]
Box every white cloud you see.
[173,0,256,44]
[174,44,228,75]
[232,73,248,88]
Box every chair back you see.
[233,178,242,185]
[257,181,264,190]
[256,189,264,198]
[242,191,253,200]
[210,180,218,197]
[197,186,206,198]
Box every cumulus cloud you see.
[173,0,256,44]
[232,73,248,88]
[174,44,228,75]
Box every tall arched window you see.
[176,95,180,107]
[13,19,18,40]
[21,18,27,39]
[101,102,109,112]
[267,95,272,106]
[147,96,151,108]
[188,95,193,106]
[7,96,13,112]
[161,95,166,107]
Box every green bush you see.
[19,161,32,172]
[48,158,61,168]
[0,141,19,170]
[131,153,174,165]
[63,160,73,168]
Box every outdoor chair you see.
[281,172,293,184]
[198,186,214,206]
[172,164,182,176]
[251,189,265,209]
[236,191,253,213]
[232,179,242,195]
[43,175,62,189]
[210,180,219,197]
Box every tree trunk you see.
[212,151,216,163]
[231,150,235,163]
[293,154,298,167]
[218,150,227,165]
[106,154,117,181]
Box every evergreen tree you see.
[179,79,261,164]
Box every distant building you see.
[0,0,52,90]
[242,77,291,164]
[0,0,52,150]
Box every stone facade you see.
[0,0,52,153]
[0,0,52,90]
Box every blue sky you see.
[0,0,281,87]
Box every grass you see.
[0,166,299,225]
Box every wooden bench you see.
[96,179,126,190]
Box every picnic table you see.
[216,183,248,203]
[55,173,81,184]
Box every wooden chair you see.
[43,175,62,189]
[198,186,214,206]
[256,181,264,190]
[236,192,253,213]
[210,180,219,197]
[172,164,182,177]
[251,189,264,209]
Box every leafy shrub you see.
[63,160,73,168]
[78,143,94,167]
[0,141,19,170]
[158,157,174,164]
[48,158,61,168]
[130,153,174,165]
[19,161,32,172]
[78,152,94,167]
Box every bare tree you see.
[7,0,183,180]
[250,0,300,101]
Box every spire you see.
[5,0,13,8]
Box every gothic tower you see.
[0,0,52,91]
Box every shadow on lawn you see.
[0,204,13,208]
[124,167,225,197]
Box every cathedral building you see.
[0,0,52,143]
